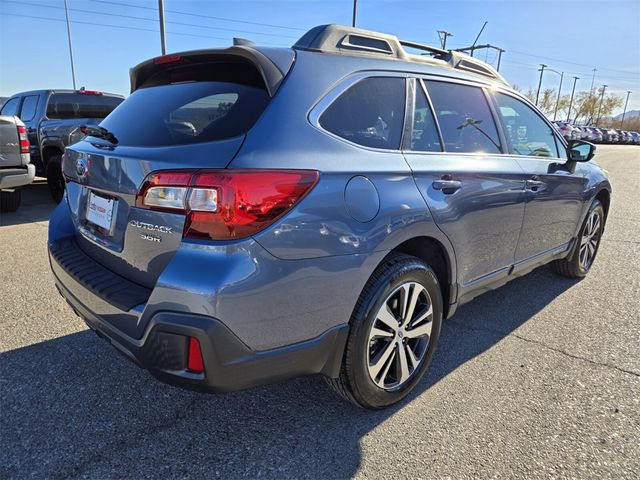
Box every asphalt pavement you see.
[1,145,638,479]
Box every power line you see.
[509,49,639,76]
[4,1,299,39]
[89,0,307,31]
[0,12,288,46]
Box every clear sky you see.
[1,0,639,113]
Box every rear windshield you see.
[46,94,123,119]
[97,81,270,147]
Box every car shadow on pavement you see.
[0,180,57,227]
[0,268,579,479]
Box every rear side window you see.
[46,94,123,119]
[494,93,559,157]
[19,95,39,122]
[98,81,269,147]
[320,77,405,150]
[424,81,501,154]
[410,84,441,152]
[0,97,21,116]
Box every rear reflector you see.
[136,169,319,240]
[187,337,204,373]
[17,125,29,154]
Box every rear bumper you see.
[46,194,387,392]
[53,272,347,392]
[0,164,35,189]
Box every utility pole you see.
[595,84,607,127]
[63,0,77,90]
[437,30,453,49]
[535,64,547,106]
[352,0,357,27]
[620,91,632,128]
[158,0,167,54]
[553,71,564,121]
[567,76,579,123]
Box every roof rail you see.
[293,24,508,85]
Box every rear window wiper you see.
[80,125,118,145]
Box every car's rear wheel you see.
[47,155,65,203]
[0,189,21,213]
[551,198,605,278]
[326,254,443,409]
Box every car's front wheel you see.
[326,254,443,409]
[551,198,605,278]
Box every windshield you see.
[98,81,270,147]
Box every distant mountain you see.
[613,109,640,120]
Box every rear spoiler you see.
[129,46,295,97]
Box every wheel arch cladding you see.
[385,236,453,319]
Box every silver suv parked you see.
[49,25,611,408]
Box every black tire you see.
[0,189,21,213]
[326,253,443,409]
[46,155,65,203]
[551,199,605,278]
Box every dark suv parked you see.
[49,25,611,409]
[0,89,123,201]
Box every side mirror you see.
[567,140,596,162]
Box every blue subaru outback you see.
[49,25,611,408]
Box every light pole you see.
[620,91,632,128]
[535,64,547,106]
[548,69,564,121]
[63,0,77,90]
[437,30,453,49]
[158,0,167,54]
[352,0,357,27]
[567,76,579,123]
[595,84,608,127]
[589,68,597,95]
[496,47,505,72]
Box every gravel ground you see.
[1,145,639,479]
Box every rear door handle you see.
[432,179,462,193]
[526,176,546,192]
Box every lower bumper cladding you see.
[52,264,349,393]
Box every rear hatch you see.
[62,50,289,289]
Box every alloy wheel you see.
[367,281,433,390]
[579,209,602,270]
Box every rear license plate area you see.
[85,190,117,236]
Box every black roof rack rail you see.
[293,24,508,86]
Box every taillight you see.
[136,169,319,240]
[17,125,29,154]
[77,89,103,95]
